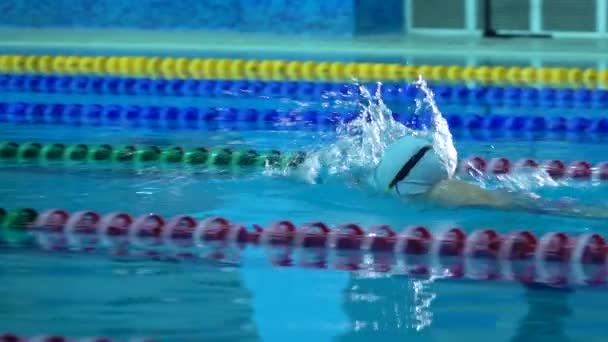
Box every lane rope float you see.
[0,141,306,170]
[2,74,608,109]
[460,156,607,180]
[0,55,606,88]
[0,141,606,181]
[2,102,608,135]
[1,207,606,287]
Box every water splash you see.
[410,278,436,331]
[296,77,457,189]
[413,78,458,178]
[288,77,570,200]
[475,169,559,192]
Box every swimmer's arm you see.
[426,179,515,208]
[426,179,608,219]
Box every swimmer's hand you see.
[426,179,608,220]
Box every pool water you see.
[1,80,608,342]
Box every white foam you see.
[296,78,457,191]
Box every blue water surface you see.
[1,83,608,342]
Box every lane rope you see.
[0,141,306,169]
[0,141,606,181]
[1,208,606,287]
[2,102,608,134]
[2,74,608,109]
[0,55,606,88]
[0,75,608,109]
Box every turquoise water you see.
[0,0,401,37]
[1,82,608,342]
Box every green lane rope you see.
[0,208,37,245]
[0,141,308,169]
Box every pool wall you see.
[0,0,404,36]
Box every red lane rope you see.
[3,208,607,287]
[460,156,606,180]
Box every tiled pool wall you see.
[0,0,405,36]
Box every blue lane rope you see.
[1,102,608,134]
[2,74,608,108]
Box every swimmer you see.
[372,134,608,220]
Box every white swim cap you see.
[373,135,452,195]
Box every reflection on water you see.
[0,250,259,341]
[2,244,608,342]
[511,285,573,342]
[337,273,436,341]
[411,278,436,331]
[337,271,603,342]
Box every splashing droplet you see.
[297,77,457,190]
[413,77,458,178]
